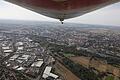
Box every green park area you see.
[105,76,114,80]
[63,53,75,57]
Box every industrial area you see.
[0,31,60,80]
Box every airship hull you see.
[5,0,120,20]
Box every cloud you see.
[0,0,57,21]
[66,2,120,26]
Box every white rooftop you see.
[19,55,29,60]
[7,64,10,67]
[31,61,43,67]
[17,67,25,71]
[50,73,59,79]
[44,66,52,75]
[18,47,24,50]
[43,73,49,79]
[17,42,23,46]
[2,44,6,47]
[4,50,12,53]
[13,66,19,69]
[10,55,19,60]
[17,60,23,63]
[43,66,58,79]
[2,46,10,50]
[37,59,43,61]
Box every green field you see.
[63,53,75,57]
[105,76,114,80]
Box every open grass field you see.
[70,56,90,68]
[55,61,80,80]
[63,53,75,57]
[70,56,120,77]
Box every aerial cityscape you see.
[0,20,120,80]
[0,0,120,80]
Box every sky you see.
[0,0,120,26]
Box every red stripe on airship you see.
[18,0,108,11]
